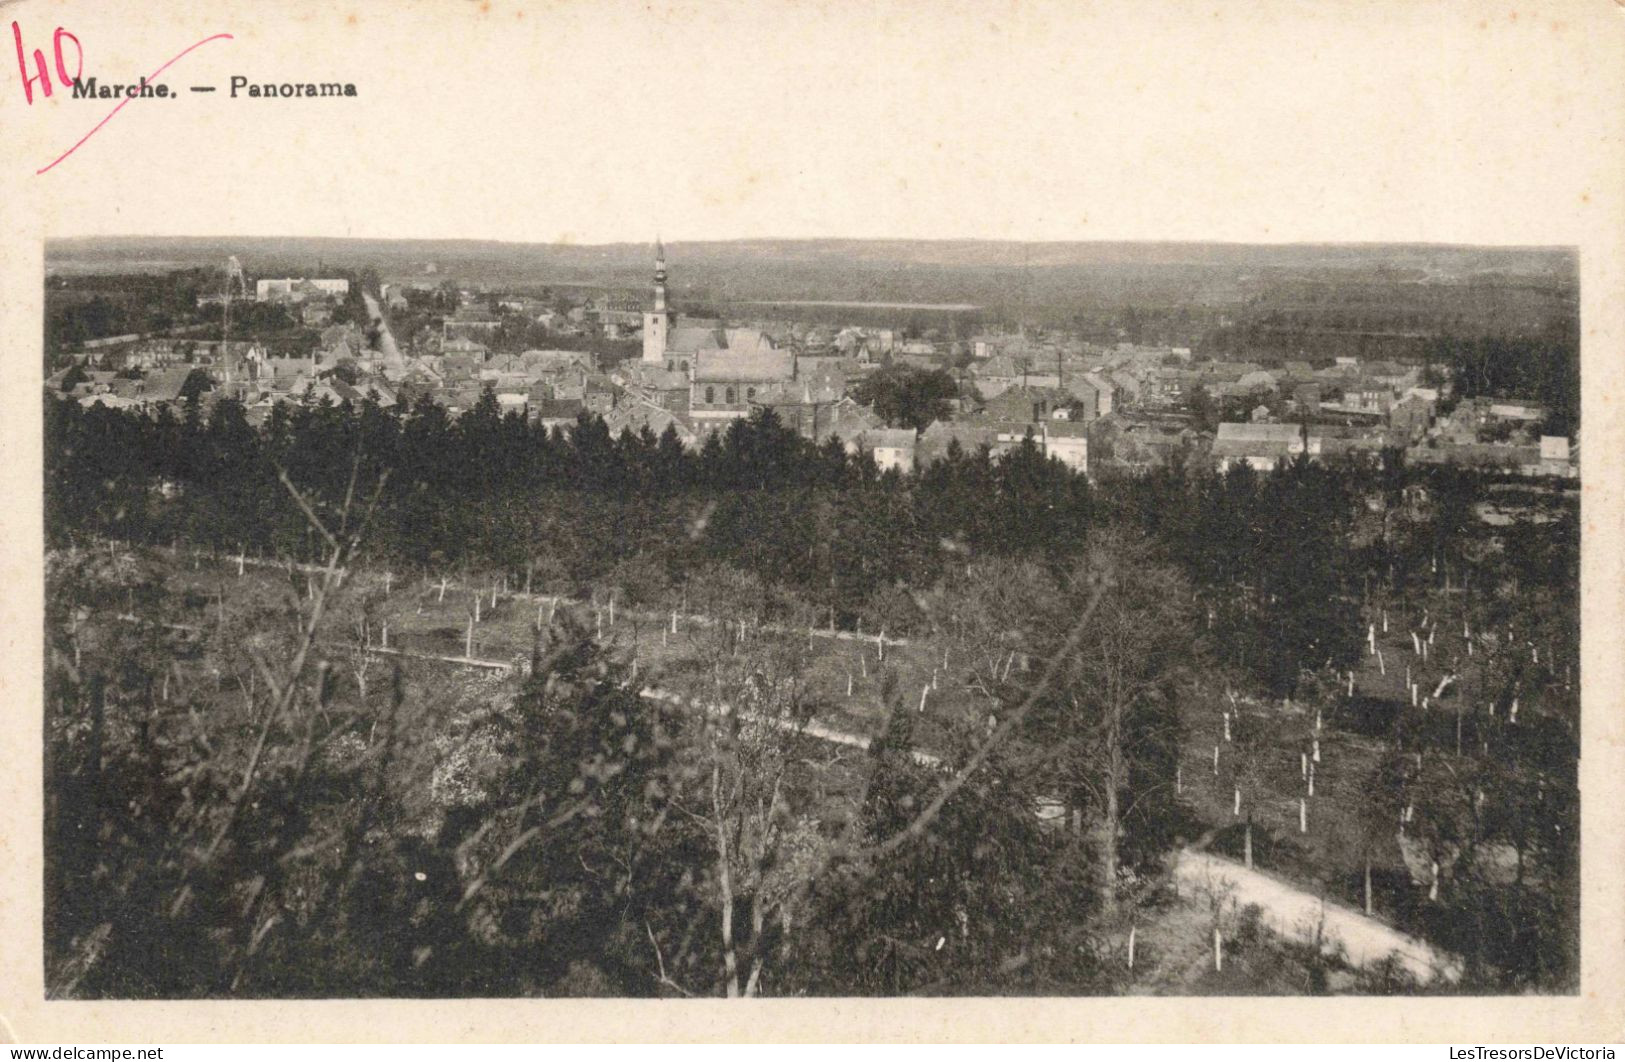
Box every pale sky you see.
[4,0,1621,246]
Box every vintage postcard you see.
[1,0,1622,1044]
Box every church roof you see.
[692,347,796,383]
[667,325,725,354]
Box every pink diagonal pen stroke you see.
[36,32,234,175]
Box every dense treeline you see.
[48,389,1580,697]
[44,270,215,354]
[1423,328,1580,438]
[45,390,1403,693]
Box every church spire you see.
[643,238,672,364]
[653,237,668,312]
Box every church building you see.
[639,240,799,426]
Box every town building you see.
[255,277,350,302]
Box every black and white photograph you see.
[5,0,1624,1043]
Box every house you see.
[748,378,854,440]
[1066,373,1116,421]
[1107,370,1143,406]
[439,354,482,381]
[592,293,646,330]
[78,393,140,410]
[1145,367,1203,403]
[140,365,209,405]
[1087,415,1200,474]
[812,398,887,449]
[977,384,1072,424]
[1539,435,1577,478]
[603,400,699,447]
[522,349,597,374]
[1407,441,1540,473]
[256,277,349,302]
[1236,369,1279,393]
[584,374,620,415]
[533,398,586,432]
[1041,421,1089,472]
[1212,422,1319,472]
[441,336,490,360]
[1388,394,1433,439]
[494,391,530,415]
[443,308,503,340]
[917,420,1001,465]
[856,428,917,472]
[1488,401,1546,423]
[1318,426,1395,461]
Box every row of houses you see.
[1210,420,1577,478]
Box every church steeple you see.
[653,237,668,312]
[643,237,673,364]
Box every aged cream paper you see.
[1,0,1622,1042]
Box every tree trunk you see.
[1364,858,1373,916]
[1100,708,1124,916]
[712,764,740,998]
[1243,819,1253,870]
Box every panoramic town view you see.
[42,235,1580,999]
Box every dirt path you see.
[1173,848,1461,984]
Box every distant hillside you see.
[45,235,1574,282]
[45,235,1577,341]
